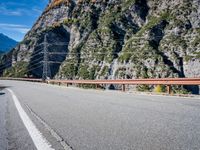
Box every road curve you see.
[0,80,200,150]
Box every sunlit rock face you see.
[1,0,200,93]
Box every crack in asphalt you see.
[25,104,73,150]
[5,90,18,150]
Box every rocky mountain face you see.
[1,0,200,92]
[0,33,18,53]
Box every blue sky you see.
[0,0,49,41]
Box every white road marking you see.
[7,89,55,150]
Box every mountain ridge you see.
[0,33,18,53]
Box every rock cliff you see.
[1,0,200,92]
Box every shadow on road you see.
[0,92,5,95]
[0,86,11,94]
[0,86,11,96]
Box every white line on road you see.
[7,88,55,150]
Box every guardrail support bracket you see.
[167,85,171,95]
[122,84,126,92]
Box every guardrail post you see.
[167,85,171,94]
[122,84,125,92]
[42,79,46,83]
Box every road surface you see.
[0,80,200,150]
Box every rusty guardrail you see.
[47,78,200,94]
[1,77,200,94]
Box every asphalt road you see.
[0,80,200,150]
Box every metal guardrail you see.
[1,77,43,82]
[47,78,200,85]
[1,77,200,94]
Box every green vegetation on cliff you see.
[1,0,200,94]
[3,61,28,78]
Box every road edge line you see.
[7,88,55,150]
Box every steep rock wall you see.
[1,0,200,92]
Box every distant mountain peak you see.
[0,33,18,52]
